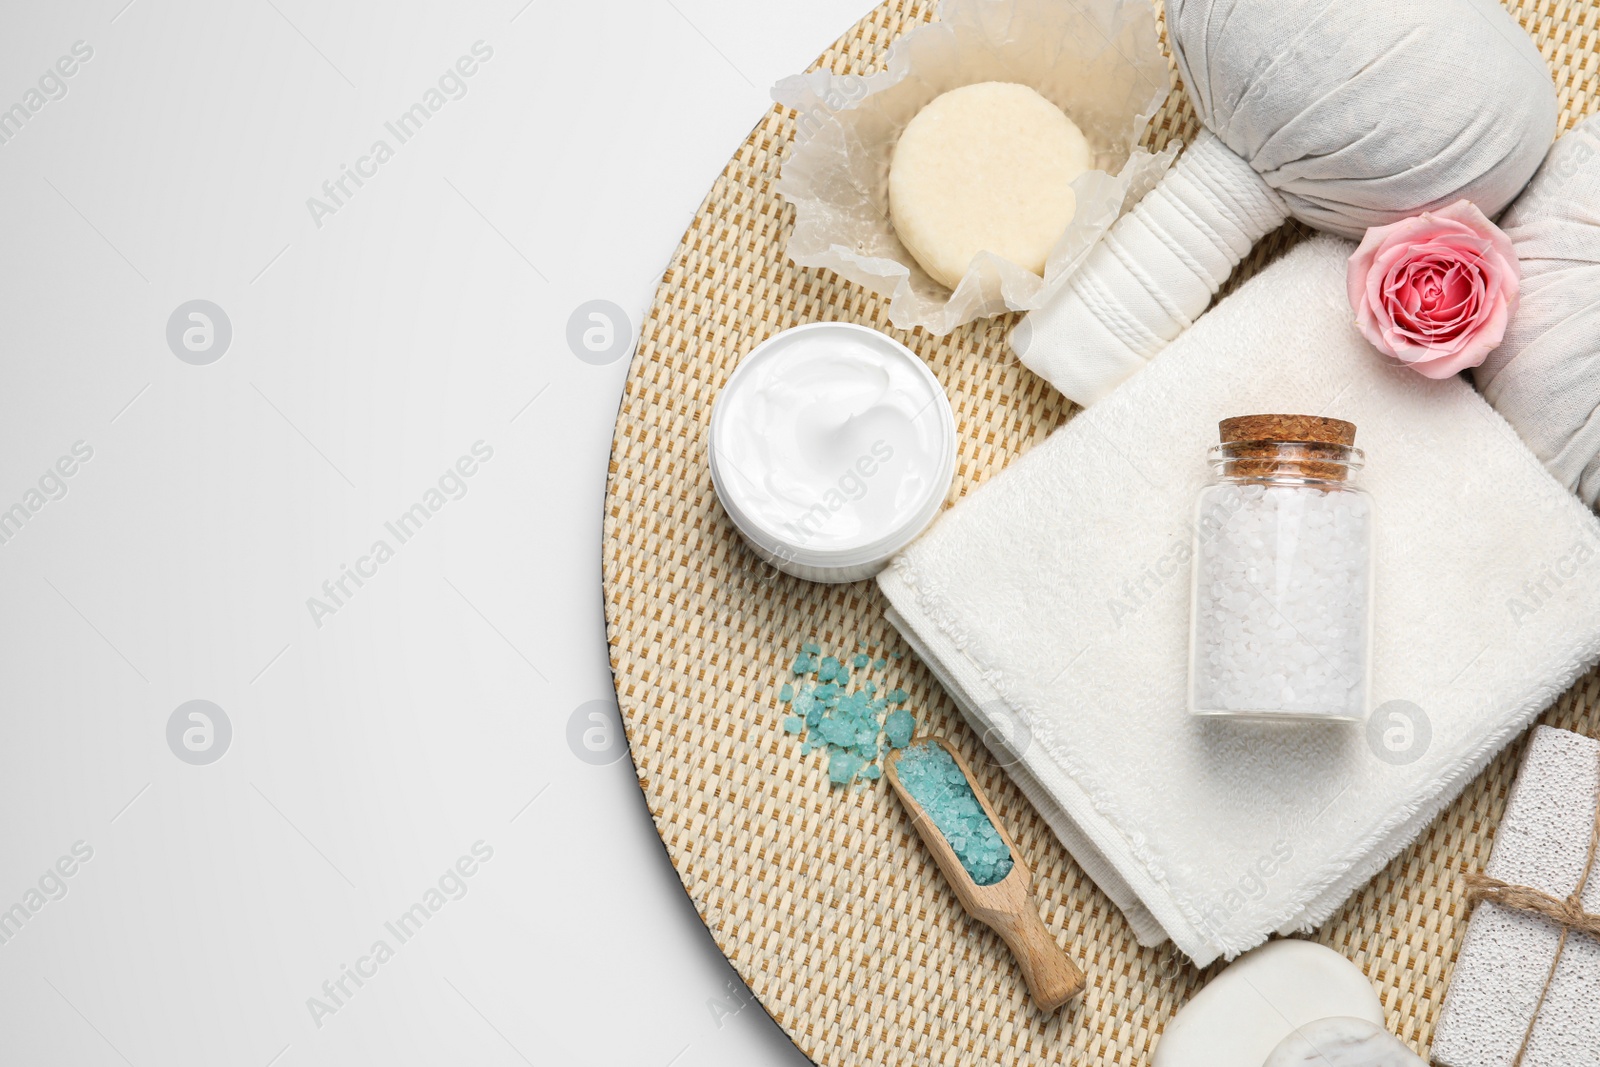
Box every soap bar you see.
[1153,941,1385,1067]
[888,82,1091,290]
[1263,1017,1425,1066]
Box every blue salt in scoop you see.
[886,737,1086,1011]
[894,741,1014,886]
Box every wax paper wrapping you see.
[1432,727,1600,1067]
[772,0,1176,335]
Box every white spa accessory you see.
[1152,940,1386,1067]
[1431,727,1600,1067]
[1014,0,1559,406]
[1263,1018,1426,1067]
[1189,416,1373,722]
[1475,115,1600,510]
[709,322,955,584]
[878,238,1600,964]
[772,0,1175,336]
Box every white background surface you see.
[0,1,873,1063]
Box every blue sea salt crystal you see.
[829,749,865,784]
[884,708,915,748]
[896,742,1014,886]
[777,642,918,787]
[818,718,856,747]
[888,688,909,705]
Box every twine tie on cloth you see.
[1463,751,1600,1067]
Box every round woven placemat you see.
[602,3,1600,1062]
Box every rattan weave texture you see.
[601,2,1600,1062]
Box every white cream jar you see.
[709,322,956,584]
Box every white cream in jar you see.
[709,322,956,583]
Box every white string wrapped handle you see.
[1012,131,1289,406]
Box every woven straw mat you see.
[601,2,1600,1063]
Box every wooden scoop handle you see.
[979,889,1087,1012]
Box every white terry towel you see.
[879,237,1600,965]
[1432,727,1600,1067]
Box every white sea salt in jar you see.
[1188,415,1373,723]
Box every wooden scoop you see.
[884,735,1086,1012]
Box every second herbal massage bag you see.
[1014,0,1558,406]
[1474,116,1600,509]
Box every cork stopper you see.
[1219,414,1356,447]
[1216,414,1359,483]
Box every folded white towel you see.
[1431,727,1600,1067]
[880,237,1600,964]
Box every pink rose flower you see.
[1346,200,1520,379]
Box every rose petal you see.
[1347,199,1520,372]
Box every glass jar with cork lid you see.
[1188,414,1374,723]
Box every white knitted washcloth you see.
[1432,727,1600,1067]
[879,237,1600,965]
